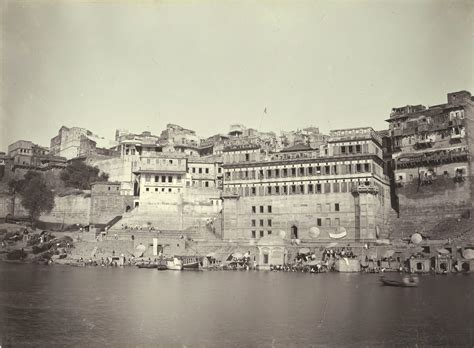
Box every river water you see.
[0,263,473,347]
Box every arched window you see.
[291,225,298,239]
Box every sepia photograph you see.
[0,0,473,347]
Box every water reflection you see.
[0,263,473,347]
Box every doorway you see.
[290,225,298,239]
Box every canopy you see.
[299,248,311,255]
[382,250,395,258]
[463,249,474,260]
[410,233,422,244]
[326,242,338,248]
[437,248,450,255]
[329,230,347,239]
[309,227,320,239]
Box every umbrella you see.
[437,248,450,255]
[463,249,474,260]
[294,239,301,245]
[410,233,422,244]
[382,250,395,258]
[134,244,146,258]
[308,260,320,266]
[299,247,311,255]
[279,230,287,238]
[232,252,243,259]
[206,252,216,258]
[326,242,338,248]
[309,227,320,239]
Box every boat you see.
[166,257,183,271]
[380,275,419,287]
[137,263,157,269]
[156,264,168,271]
[182,261,200,270]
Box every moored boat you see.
[137,263,157,269]
[182,261,199,270]
[167,257,183,271]
[380,274,419,287]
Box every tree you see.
[9,171,55,225]
[60,161,108,190]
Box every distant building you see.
[386,90,474,240]
[50,126,118,160]
[7,140,66,171]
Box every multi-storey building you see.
[7,140,66,170]
[221,127,392,242]
[386,90,474,239]
[50,126,117,160]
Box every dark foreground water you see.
[0,263,473,347]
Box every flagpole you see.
[259,107,267,130]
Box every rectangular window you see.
[324,183,331,193]
[155,188,158,192]
[300,185,305,194]
[251,187,256,195]
[308,167,313,175]
[145,175,150,182]
[154,175,159,182]
[326,218,331,226]
[268,219,272,227]
[291,168,296,176]
[316,166,321,174]
[275,186,280,194]
[335,203,340,211]
[326,203,331,212]
[334,218,340,226]
[267,169,272,178]
[283,169,288,177]
[333,182,340,193]
[268,205,272,213]
[268,230,272,235]
[263,254,269,264]
[205,181,209,187]
[275,169,280,177]
[192,168,196,173]
[308,184,314,193]
[252,231,256,238]
[260,206,264,213]
[161,176,166,183]
[260,230,264,238]
[199,168,202,174]
[356,145,361,153]
[259,219,264,227]
[205,168,209,174]
[267,186,272,194]
[291,185,296,194]
[316,184,322,193]
[364,163,370,172]
[317,218,322,226]
[325,166,330,175]
[251,220,256,227]
[245,153,250,161]
[168,176,173,183]
[252,206,256,213]
[146,187,150,192]
[299,167,305,175]
[283,186,288,194]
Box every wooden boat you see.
[182,261,200,270]
[156,264,168,271]
[380,275,419,287]
[137,263,157,269]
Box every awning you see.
[437,248,450,255]
[382,250,395,258]
[410,233,422,244]
[299,248,311,255]
[329,231,347,239]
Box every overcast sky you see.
[1,0,472,152]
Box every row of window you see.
[251,219,272,227]
[252,205,272,213]
[225,163,372,180]
[145,175,182,183]
[225,181,373,196]
[145,187,181,193]
[250,218,342,239]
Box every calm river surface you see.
[1,263,473,347]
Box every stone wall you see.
[222,185,392,242]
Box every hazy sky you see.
[1,0,472,151]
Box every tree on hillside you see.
[8,171,55,225]
[60,161,109,190]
